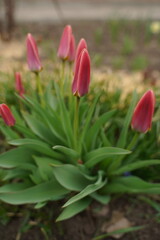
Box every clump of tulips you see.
[0,25,160,222]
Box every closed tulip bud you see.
[72,48,90,97]
[74,38,87,73]
[0,104,15,126]
[15,72,25,97]
[26,33,42,73]
[131,90,155,133]
[57,25,72,60]
[68,34,76,62]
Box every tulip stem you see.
[127,132,139,151]
[69,62,73,80]
[35,72,44,107]
[74,96,80,150]
[60,60,66,93]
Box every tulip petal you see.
[131,90,155,133]
[74,38,87,73]
[68,34,76,62]
[15,72,25,97]
[58,25,72,60]
[27,33,42,72]
[72,49,90,97]
[77,49,90,97]
[0,104,15,126]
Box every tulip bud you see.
[0,104,15,126]
[26,33,42,73]
[68,34,76,62]
[15,72,25,97]
[57,25,72,60]
[72,49,90,97]
[131,90,155,133]
[74,38,87,73]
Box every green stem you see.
[19,97,23,112]
[74,96,80,150]
[69,62,73,81]
[35,72,44,106]
[60,60,65,94]
[127,132,139,151]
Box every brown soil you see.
[0,196,160,240]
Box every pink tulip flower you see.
[72,48,90,97]
[68,34,76,62]
[57,25,72,60]
[0,104,15,126]
[74,38,87,73]
[131,90,155,133]
[15,72,25,97]
[26,33,42,72]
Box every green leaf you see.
[53,145,80,160]
[100,129,112,147]
[53,164,92,191]
[56,197,92,222]
[23,95,66,145]
[0,182,31,193]
[8,139,62,160]
[63,171,107,207]
[14,124,37,139]
[86,110,116,150]
[80,94,100,150]
[0,147,35,168]
[91,193,111,204]
[54,82,74,147]
[103,176,160,194]
[117,91,137,148]
[0,126,19,141]
[84,147,131,168]
[34,156,61,181]
[11,106,25,126]
[93,226,144,240]
[23,114,58,145]
[2,167,31,181]
[110,159,160,175]
[34,202,47,209]
[0,180,69,204]
[44,84,58,110]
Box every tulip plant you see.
[0,25,160,222]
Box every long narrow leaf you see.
[110,159,160,175]
[8,139,62,159]
[63,171,107,207]
[84,147,131,168]
[117,91,137,148]
[56,197,92,222]
[0,180,69,204]
[93,226,144,240]
[86,110,116,150]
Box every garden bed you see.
[0,19,160,240]
[0,196,160,240]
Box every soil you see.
[0,196,160,240]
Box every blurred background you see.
[1,0,160,76]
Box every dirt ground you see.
[0,196,160,240]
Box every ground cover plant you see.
[0,24,160,239]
